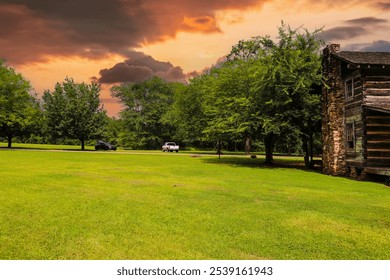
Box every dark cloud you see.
[318,16,387,42]
[318,26,368,42]
[344,17,388,25]
[344,40,390,52]
[0,0,262,65]
[99,63,154,84]
[373,1,390,10]
[98,51,186,84]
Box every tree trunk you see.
[7,135,12,148]
[302,133,316,169]
[216,140,222,159]
[302,134,310,168]
[245,136,251,155]
[309,133,314,168]
[264,133,274,164]
[81,139,85,150]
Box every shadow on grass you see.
[201,156,322,173]
[0,146,95,152]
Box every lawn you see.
[0,147,389,260]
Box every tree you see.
[161,82,204,145]
[201,60,261,155]
[43,78,107,150]
[111,77,175,149]
[257,23,323,165]
[229,23,324,165]
[0,61,40,148]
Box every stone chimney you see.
[321,44,347,176]
[328,44,340,54]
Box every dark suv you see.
[95,140,117,151]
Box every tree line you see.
[0,24,324,167]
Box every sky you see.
[1,0,390,116]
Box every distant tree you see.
[98,116,122,146]
[111,76,175,149]
[0,61,40,148]
[42,78,107,150]
[160,82,200,144]
[163,75,209,147]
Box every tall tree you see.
[43,78,107,150]
[229,23,323,164]
[0,61,40,148]
[111,76,175,149]
[201,60,261,154]
[257,23,323,165]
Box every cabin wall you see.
[363,70,390,109]
[344,73,364,167]
[363,71,390,169]
[366,110,390,167]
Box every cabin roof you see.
[334,51,390,66]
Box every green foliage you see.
[43,78,107,150]
[0,61,40,148]
[202,60,260,144]
[111,76,175,149]
[225,23,324,163]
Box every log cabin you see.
[322,44,390,179]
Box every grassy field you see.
[0,146,389,260]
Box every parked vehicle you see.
[162,142,179,152]
[95,140,117,151]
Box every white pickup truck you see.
[162,142,179,152]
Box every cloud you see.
[373,1,390,10]
[344,40,390,52]
[98,51,186,84]
[319,26,368,42]
[181,16,221,33]
[0,0,263,65]
[318,16,388,42]
[344,17,388,25]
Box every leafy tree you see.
[0,61,40,148]
[43,78,107,150]
[161,82,203,146]
[229,23,323,165]
[257,23,323,165]
[201,60,261,154]
[111,76,175,149]
[101,116,121,146]
[171,75,214,148]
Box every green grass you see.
[0,148,389,260]
[0,142,96,151]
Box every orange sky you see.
[1,0,390,116]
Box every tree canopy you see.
[225,23,324,164]
[42,78,107,150]
[111,76,176,149]
[0,61,40,148]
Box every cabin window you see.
[345,78,354,99]
[346,122,355,149]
